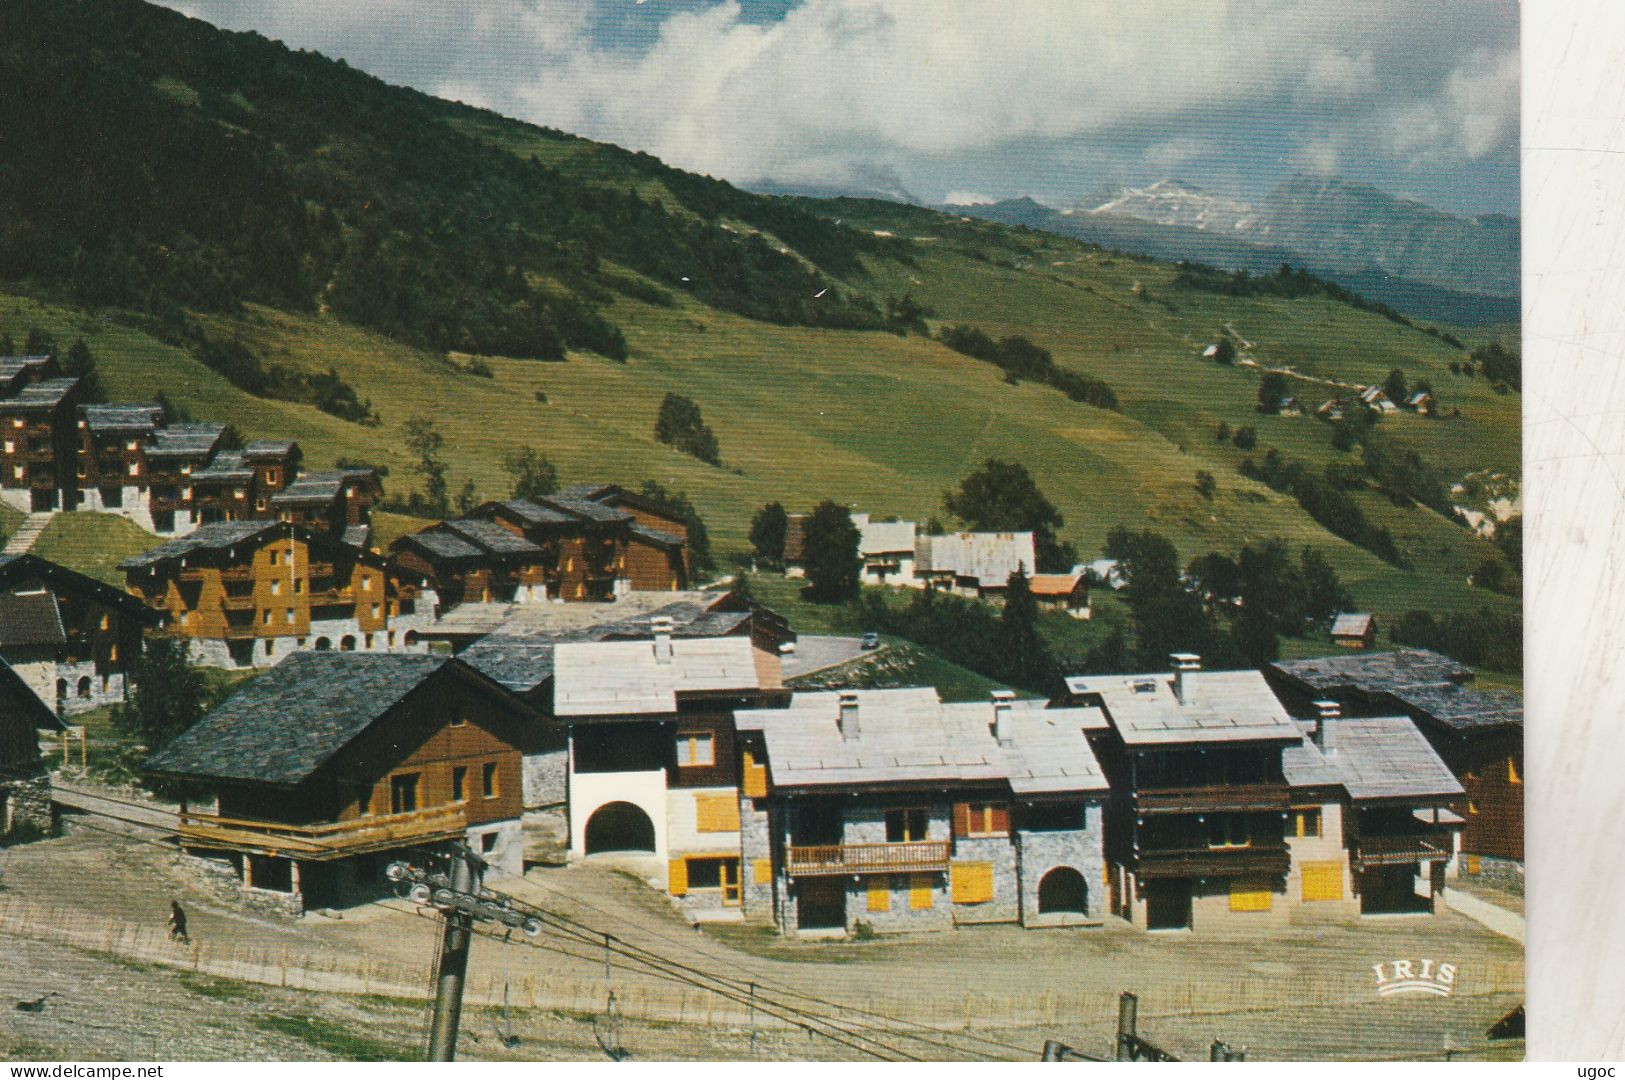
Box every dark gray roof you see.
[0,591,65,647]
[402,529,485,561]
[81,402,164,433]
[0,554,160,622]
[629,523,685,549]
[443,519,543,557]
[242,439,297,459]
[191,450,252,482]
[146,423,225,458]
[496,499,578,527]
[342,524,371,550]
[554,483,618,501]
[1284,718,1464,802]
[1269,650,1520,733]
[119,521,280,570]
[536,494,630,525]
[0,356,53,380]
[2,377,79,411]
[146,653,454,784]
[271,471,345,505]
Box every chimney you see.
[838,691,861,741]
[1170,653,1201,705]
[651,616,674,664]
[1312,699,1341,749]
[991,689,1016,747]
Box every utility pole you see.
[385,853,542,1063]
[428,846,479,1062]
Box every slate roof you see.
[495,499,578,527]
[2,378,80,411]
[191,451,253,483]
[915,532,1036,586]
[402,529,485,561]
[535,493,630,525]
[0,591,65,647]
[1064,667,1302,746]
[734,688,1109,794]
[82,402,164,433]
[119,521,278,570]
[146,653,457,784]
[1268,650,1520,733]
[271,469,375,507]
[342,524,372,550]
[0,554,159,621]
[242,439,297,460]
[1330,613,1375,638]
[1284,718,1464,802]
[554,483,619,501]
[423,591,726,640]
[146,423,224,458]
[0,356,53,381]
[553,635,766,717]
[629,523,685,549]
[443,519,543,557]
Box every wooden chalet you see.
[0,553,157,715]
[913,532,1036,598]
[0,357,83,514]
[734,688,1109,934]
[119,520,434,669]
[146,653,537,912]
[143,423,227,534]
[270,467,381,548]
[1268,650,1524,867]
[390,517,550,613]
[75,402,165,522]
[1030,571,1090,617]
[191,439,301,526]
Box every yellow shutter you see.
[668,859,688,896]
[909,873,934,910]
[741,750,768,798]
[752,858,773,885]
[694,793,741,832]
[867,877,891,913]
[951,862,995,904]
[1229,880,1273,912]
[1301,861,1344,902]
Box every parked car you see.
[860,631,880,650]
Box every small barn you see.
[1330,613,1377,649]
[1030,572,1090,618]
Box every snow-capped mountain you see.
[1079,179,1264,236]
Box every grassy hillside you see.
[0,0,1519,640]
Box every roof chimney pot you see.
[1170,653,1201,705]
[991,689,1016,747]
[838,691,861,741]
[651,616,674,664]
[1311,699,1340,748]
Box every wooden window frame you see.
[676,730,716,768]
[389,772,420,815]
[955,801,1010,838]
[451,765,467,803]
[885,807,930,844]
[1292,807,1323,839]
[678,856,741,906]
[481,761,498,799]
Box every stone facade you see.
[521,748,567,808]
[739,795,773,921]
[466,817,525,879]
[1,774,54,833]
[181,852,306,918]
[1016,806,1106,924]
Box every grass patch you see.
[178,972,263,1002]
[251,1014,414,1061]
[32,512,161,585]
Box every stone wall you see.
[739,796,773,920]
[840,800,952,933]
[1016,804,1106,924]
[521,749,566,808]
[1,774,54,833]
[950,834,1019,925]
[178,852,305,918]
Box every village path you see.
[1441,889,1525,944]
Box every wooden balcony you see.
[177,806,470,860]
[786,840,951,877]
[1134,783,1292,815]
[1134,843,1290,880]
[1353,833,1451,869]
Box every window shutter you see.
[950,862,994,904]
[668,859,688,896]
[1228,880,1273,912]
[741,750,768,799]
[695,793,741,832]
[909,873,934,910]
[990,804,1011,835]
[951,802,971,838]
[1301,861,1344,902]
[752,858,773,885]
[866,877,891,913]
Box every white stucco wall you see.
[569,768,669,861]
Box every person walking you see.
[168,900,189,944]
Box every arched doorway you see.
[1038,867,1088,915]
[314,637,332,651]
[583,802,656,854]
[339,635,357,652]
[76,676,92,699]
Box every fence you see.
[0,895,1524,1033]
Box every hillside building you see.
[119,521,435,669]
[783,510,1037,597]
[0,654,63,835]
[1029,571,1090,617]
[147,653,535,914]
[734,687,1109,934]
[0,553,157,715]
[0,356,83,513]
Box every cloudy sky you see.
[160,0,1519,217]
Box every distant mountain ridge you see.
[943,175,1519,326]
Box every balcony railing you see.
[1353,833,1451,868]
[1134,784,1292,815]
[177,806,470,861]
[1134,843,1291,879]
[786,840,951,877]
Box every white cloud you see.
[1384,48,1519,164]
[942,190,994,206]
